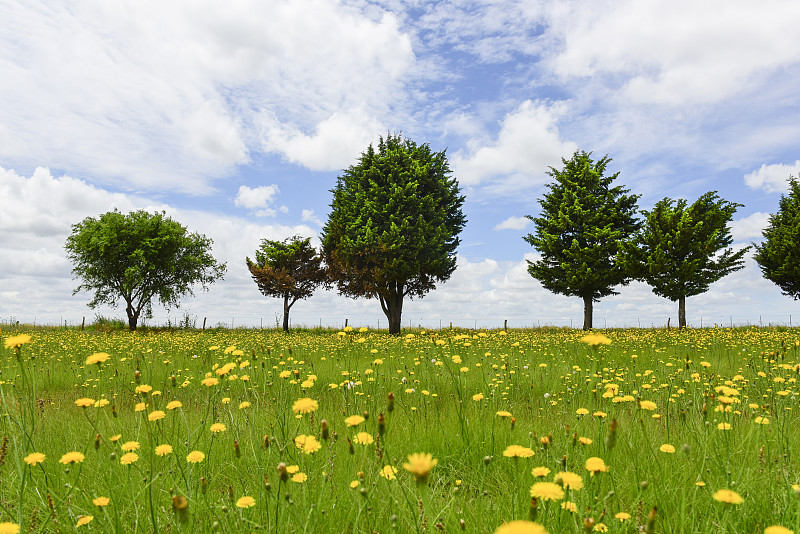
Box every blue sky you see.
[2,0,800,329]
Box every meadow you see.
[1,326,799,534]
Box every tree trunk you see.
[582,295,593,330]
[283,294,291,332]
[678,295,686,329]
[380,284,404,335]
[126,303,139,332]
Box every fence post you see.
[81,317,85,331]
[504,319,507,332]
[345,318,348,329]
[202,317,207,330]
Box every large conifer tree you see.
[754,176,800,301]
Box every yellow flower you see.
[472,393,484,401]
[496,410,512,418]
[380,465,398,480]
[109,434,121,442]
[186,451,205,463]
[75,515,93,527]
[120,452,139,465]
[291,472,308,483]
[345,415,365,427]
[294,435,322,454]
[85,352,110,365]
[593,524,608,532]
[576,408,589,415]
[93,497,110,507]
[639,400,657,410]
[529,482,564,501]
[354,432,374,445]
[59,451,85,464]
[659,444,675,453]
[155,444,173,456]
[581,333,611,347]
[403,452,438,481]
[717,422,731,430]
[531,466,551,478]
[236,496,256,508]
[713,489,743,504]
[148,410,165,422]
[134,402,146,412]
[24,452,45,466]
[555,471,583,490]
[210,423,226,433]
[755,416,770,425]
[585,457,609,475]
[121,441,140,452]
[292,398,318,414]
[764,527,794,534]
[614,512,630,522]
[4,334,31,349]
[561,500,577,512]
[579,437,593,445]
[135,384,153,395]
[201,377,219,387]
[239,401,251,409]
[503,445,535,458]
[74,398,96,408]
[0,523,20,534]
[493,520,549,534]
[350,480,360,488]
[286,465,300,474]
[166,400,183,410]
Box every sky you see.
[2,0,800,329]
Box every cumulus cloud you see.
[301,209,325,227]
[744,161,800,193]
[730,212,771,241]
[234,185,287,217]
[452,100,577,186]
[494,216,531,231]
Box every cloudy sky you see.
[2,0,800,329]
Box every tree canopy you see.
[246,236,327,331]
[65,210,226,331]
[321,134,466,334]
[623,192,748,328]
[754,176,800,301]
[524,150,640,330]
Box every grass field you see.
[1,325,800,533]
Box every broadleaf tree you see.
[321,134,466,335]
[524,150,640,330]
[246,236,327,331]
[622,192,749,328]
[754,176,800,300]
[65,210,226,331]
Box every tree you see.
[65,210,226,331]
[754,176,800,300]
[246,236,327,332]
[524,150,640,330]
[623,192,748,328]
[321,134,466,335]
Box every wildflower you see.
[345,415,365,427]
[593,523,608,532]
[555,471,583,490]
[75,398,95,408]
[239,401,251,409]
[581,333,611,347]
[593,411,607,418]
[764,527,794,534]
[561,501,578,513]
[472,393,484,401]
[659,444,675,453]
[755,416,770,425]
[186,451,205,463]
[292,397,318,414]
[713,489,743,504]
[121,441,140,452]
[236,496,256,508]
[286,465,300,474]
[576,408,589,415]
[210,423,226,433]
[403,452,438,481]
[0,524,20,534]
[24,452,45,466]
[354,432,374,445]
[350,480,360,488]
[59,451,85,464]
[75,516,93,527]
[120,452,139,465]
[639,400,657,410]
[4,334,31,349]
[503,445,535,458]
[614,512,630,522]
[493,520,549,534]
[380,465,398,480]
[294,435,322,454]
[291,472,308,483]
[531,466,551,478]
[134,402,146,412]
[717,422,731,430]
[529,482,564,501]
[201,377,219,387]
[148,410,165,422]
[155,444,173,456]
[93,497,110,506]
[585,457,609,475]
[135,384,153,395]
[579,437,593,445]
[85,352,110,365]
[94,399,109,407]
[496,410,512,418]
[109,434,121,442]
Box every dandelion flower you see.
[121,441,140,452]
[764,527,793,534]
[639,400,657,410]
[755,416,769,425]
[59,451,85,464]
[92,497,110,507]
[345,415,365,427]
[529,482,564,501]
[294,435,322,454]
[531,466,551,478]
[24,452,45,466]
[286,465,300,474]
[135,384,153,395]
[74,398,95,408]
[239,401,251,409]
[581,333,611,347]
[291,472,308,483]
[496,410,512,418]
[576,408,589,415]
[148,410,165,422]
[717,422,732,430]
[292,398,318,414]
[380,465,398,480]
[472,393,484,401]
[120,452,139,465]
[155,444,173,456]
[555,471,583,490]
[403,452,438,481]
[659,444,675,453]
[585,457,609,475]
[493,520,549,534]
[210,423,226,433]
[354,432,374,445]
[579,437,593,445]
[201,377,219,387]
[614,512,630,522]
[134,402,146,412]
[186,451,205,463]
[350,480,360,488]
[75,516,93,527]
[0,523,20,534]
[166,400,183,410]
[4,334,31,349]
[713,489,743,504]
[109,434,121,442]
[85,352,110,365]
[236,496,256,508]
[503,445,535,458]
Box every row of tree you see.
[64,136,800,333]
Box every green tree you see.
[321,134,466,335]
[754,176,800,301]
[524,150,640,330]
[246,236,327,332]
[65,210,226,331]
[623,192,748,328]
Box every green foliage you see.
[246,236,327,331]
[321,134,466,334]
[524,150,640,329]
[754,176,800,300]
[64,210,226,331]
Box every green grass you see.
[1,327,800,533]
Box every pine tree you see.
[754,176,800,300]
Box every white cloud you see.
[234,185,286,217]
[494,216,531,231]
[301,209,325,227]
[452,100,577,186]
[744,161,800,193]
[730,212,771,241]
